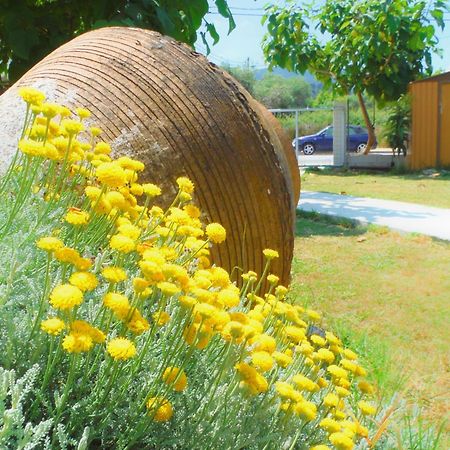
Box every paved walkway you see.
[298,191,450,241]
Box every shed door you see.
[440,83,450,166]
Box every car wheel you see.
[356,142,366,153]
[302,143,316,155]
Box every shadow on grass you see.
[295,210,367,237]
[304,166,450,181]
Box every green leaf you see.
[206,22,220,45]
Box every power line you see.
[226,6,265,11]
[207,11,264,17]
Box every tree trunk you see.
[356,91,376,155]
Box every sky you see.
[196,0,450,72]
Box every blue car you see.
[292,125,376,155]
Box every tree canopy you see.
[262,0,448,152]
[0,0,234,82]
[221,65,257,95]
[253,73,312,109]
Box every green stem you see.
[28,254,52,341]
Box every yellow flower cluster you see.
[24,89,376,447]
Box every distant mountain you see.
[254,67,315,82]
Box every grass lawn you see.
[292,212,450,444]
[301,168,450,209]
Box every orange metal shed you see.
[410,71,450,169]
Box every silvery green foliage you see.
[0,365,52,449]
[54,424,90,450]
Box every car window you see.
[323,127,333,137]
[349,126,367,135]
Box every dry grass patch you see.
[301,169,450,208]
[292,213,450,432]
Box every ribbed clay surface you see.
[9,27,300,285]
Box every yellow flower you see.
[49,284,83,310]
[146,397,173,422]
[103,293,130,316]
[74,257,93,271]
[343,348,358,360]
[142,183,161,197]
[335,387,351,398]
[294,401,317,421]
[65,208,90,226]
[69,271,98,292]
[310,335,326,346]
[275,382,299,401]
[54,247,81,264]
[251,334,277,354]
[116,156,144,172]
[262,248,279,260]
[235,362,268,395]
[176,176,194,193]
[251,351,274,372]
[205,223,226,243]
[184,204,201,219]
[90,127,102,137]
[310,446,332,450]
[18,87,46,105]
[162,367,188,392]
[292,374,318,392]
[178,295,197,309]
[275,285,288,298]
[357,380,375,395]
[357,400,377,416]
[94,142,111,156]
[61,119,85,135]
[153,311,170,327]
[127,309,150,335]
[41,103,60,119]
[273,351,293,368]
[316,348,335,364]
[156,281,180,296]
[267,274,279,285]
[36,236,64,252]
[217,288,240,308]
[105,191,126,209]
[102,266,127,283]
[41,317,65,336]
[18,139,45,157]
[107,337,136,360]
[284,325,306,343]
[327,365,348,380]
[132,277,150,293]
[319,417,341,433]
[306,309,321,322]
[59,106,71,117]
[323,393,340,409]
[118,223,141,240]
[110,234,135,254]
[76,107,91,119]
[329,432,354,450]
[325,331,341,345]
[62,333,93,353]
[70,320,106,344]
[96,162,127,188]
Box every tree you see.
[262,0,448,154]
[0,0,234,82]
[254,73,312,109]
[221,64,257,94]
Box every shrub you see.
[0,88,379,449]
[383,94,411,155]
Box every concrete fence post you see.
[333,101,348,167]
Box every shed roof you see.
[411,71,450,84]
